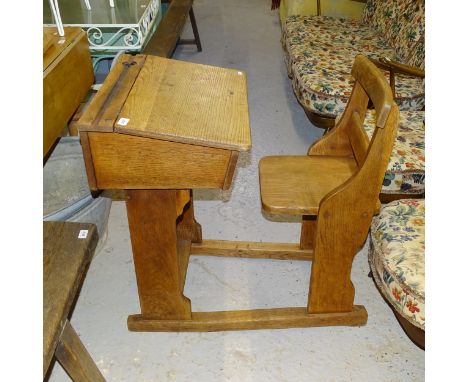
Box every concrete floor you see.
[48,0,424,380]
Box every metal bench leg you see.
[189,6,202,52]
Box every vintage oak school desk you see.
[77,54,395,332]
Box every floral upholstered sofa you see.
[369,199,425,347]
[282,0,425,196]
[362,110,424,196]
[282,0,425,126]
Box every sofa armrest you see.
[369,56,425,97]
[377,57,425,77]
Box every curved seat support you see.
[261,55,399,315]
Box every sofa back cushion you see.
[362,0,424,66]
[406,39,425,69]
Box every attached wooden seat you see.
[259,155,357,215]
[259,54,399,315]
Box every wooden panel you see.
[303,57,399,314]
[77,54,146,133]
[143,0,194,58]
[176,190,203,243]
[300,216,317,250]
[351,55,393,128]
[43,29,56,59]
[115,55,251,151]
[88,132,232,190]
[127,306,367,332]
[43,27,83,71]
[79,132,98,191]
[175,190,191,217]
[55,321,106,382]
[44,29,94,157]
[191,240,314,261]
[308,105,399,314]
[222,151,239,190]
[259,155,357,215]
[43,221,98,378]
[126,189,192,318]
[348,110,369,167]
[177,239,191,289]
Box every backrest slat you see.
[351,55,393,127]
[348,110,369,168]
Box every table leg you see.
[177,190,202,243]
[126,189,192,319]
[55,320,106,382]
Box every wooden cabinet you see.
[43,27,93,157]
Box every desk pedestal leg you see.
[126,189,192,320]
[125,191,367,332]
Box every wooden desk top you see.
[43,27,84,73]
[43,221,98,376]
[79,55,251,152]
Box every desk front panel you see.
[83,132,237,190]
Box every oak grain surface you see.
[115,55,251,151]
[43,27,82,71]
[259,155,358,215]
[143,0,194,58]
[77,54,146,133]
[55,321,106,382]
[191,240,314,261]
[43,27,94,157]
[88,132,233,189]
[259,55,398,315]
[43,221,98,377]
[128,306,368,332]
[126,190,192,319]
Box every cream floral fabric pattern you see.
[369,199,425,329]
[362,0,425,62]
[363,110,425,194]
[282,0,425,119]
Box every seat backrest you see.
[306,55,400,313]
[308,53,399,259]
[307,55,399,313]
[346,54,396,169]
[312,54,399,204]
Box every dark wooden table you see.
[143,0,202,58]
[43,221,105,381]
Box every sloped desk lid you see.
[79,55,251,152]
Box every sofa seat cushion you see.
[369,199,425,329]
[363,110,425,194]
[283,15,425,118]
[284,15,395,56]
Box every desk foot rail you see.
[190,240,314,261]
[127,306,367,332]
